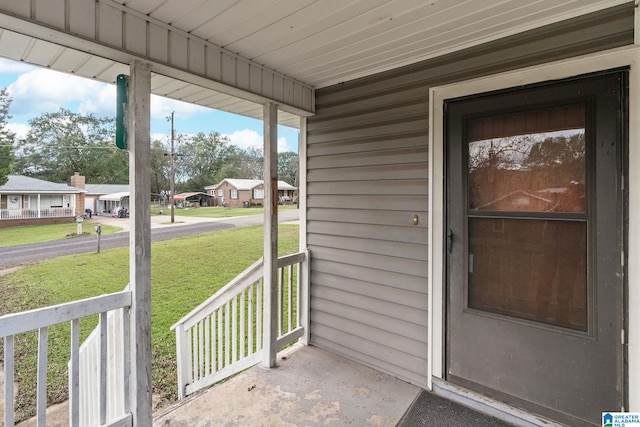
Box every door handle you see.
[447,229,453,253]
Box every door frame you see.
[427,45,640,411]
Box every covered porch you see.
[1,1,639,426]
[152,344,516,427]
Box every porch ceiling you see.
[0,0,631,128]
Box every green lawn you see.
[151,204,298,217]
[0,206,298,247]
[0,224,299,422]
[0,222,121,247]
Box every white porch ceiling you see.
[0,0,632,128]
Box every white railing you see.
[72,307,130,427]
[1,291,132,427]
[171,250,309,398]
[0,208,74,220]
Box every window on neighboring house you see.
[49,195,63,208]
[253,189,264,199]
[218,189,223,197]
[230,189,238,199]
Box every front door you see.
[446,71,626,425]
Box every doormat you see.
[397,390,515,426]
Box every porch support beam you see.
[298,117,310,346]
[127,60,153,426]
[262,102,279,368]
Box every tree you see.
[235,147,263,180]
[278,151,298,186]
[150,138,170,195]
[175,132,237,191]
[14,109,127,183]
[0,88,15,185]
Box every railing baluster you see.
[122,307,131,413]
[278,268,283,336]
[210,314,216,375]
[99,312,107,425]
[240,290,246,359]
[187,327,194,385]
[288,264,293,334]
[257,278,263,350]
[232,296,238,363]
[192,324,199,381]
[70,319,80,427]
[198,320,204,379]
[204,316,211,376]
[217,309,223,371]
[37,326,49,426]
[248,283,254,354]
[224,301,231,367]
[296,263,302,329]
[4,334,14,427]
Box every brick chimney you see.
[70,172,86,216]
[70,172,85,189]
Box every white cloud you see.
[224,129,262,151]
[7,68,108,115]
[277,136,289,152]
[78,85,116,116]
[150,95,209,121]
[223,129,290,152]
[0,58,38,74]
[150,133,169,144]
[6,122,29,139]
[6,66,211,121]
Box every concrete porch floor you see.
[152,344,516,427]
[153,344,419,426]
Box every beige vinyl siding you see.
[306,4,633,388]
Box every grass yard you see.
[0,206,298,247]
[151,204,298,217]
[0,224,299,422]
[0,222,121,247]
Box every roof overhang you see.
[0,0,632,128]
[99,191,130,201]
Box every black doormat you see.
[397,390,515,427]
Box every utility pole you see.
[169,111,175,223]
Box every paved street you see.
[0,209,299,269]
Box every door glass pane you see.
[468,218,587,331]
[468,104,585,213]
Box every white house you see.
[0,174,85,227]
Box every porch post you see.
[127,60,153,426]
[262,102,279,368]
[37,194,40,218]
[298,117,310,345]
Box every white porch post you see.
[298,117,310,345]
[262,102,279,368]
[127,60,153,426]
[37,193,40,218]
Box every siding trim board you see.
[307,5,634,396]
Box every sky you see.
[0,58,299,153]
